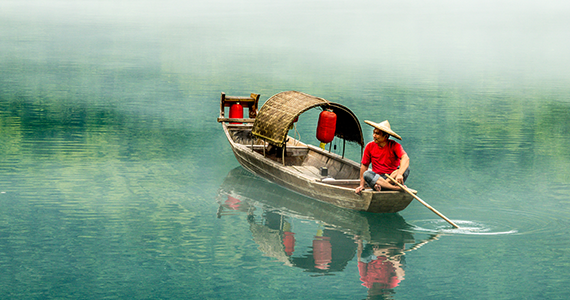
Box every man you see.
[355,120,410,194]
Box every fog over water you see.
[3,0,569,88]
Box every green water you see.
[1,1,570,299]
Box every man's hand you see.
[389,170,404,185]
[395,174,404,185]
[355,185,365,194]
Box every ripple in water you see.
[406,206,569,236]
[408,219,518,236]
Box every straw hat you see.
[364,120,402,140]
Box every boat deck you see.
[291,165,321,178]
[227,126,362,188]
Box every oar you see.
[385,174,460,229]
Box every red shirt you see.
[361,140,406,175]
[358,258,400,289]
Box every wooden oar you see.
[385,174,460,229]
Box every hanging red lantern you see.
[229,102,243,124]
[316,109,336,144]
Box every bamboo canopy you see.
[251,91,364,147]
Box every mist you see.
[2,0,569,91]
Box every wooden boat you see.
[217,91,416,213]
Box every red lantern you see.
[283,231,295,256]
[224,196,242,210]
[229,102,243,124]
[316,109,336,144]
[313,235,332,270]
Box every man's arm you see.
[391,153,409,185]
[355,163,369,194]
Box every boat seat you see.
[285,146,309,157]
[320,178,360,186]
[246,144,308,157]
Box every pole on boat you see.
[385,174,461,229]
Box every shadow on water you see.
[216,167,442,298]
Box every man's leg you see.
[375,168,411,191]
[363,170,381,191]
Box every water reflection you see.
[216,167,440,298]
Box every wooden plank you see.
[291,165,321,178]
[217,117,256,123]
[320,179,360,185]
[245,144,266,150]
[224,96,257,102]
[287,147,309,157]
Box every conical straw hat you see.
[364,120,402,140]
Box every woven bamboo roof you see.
[252,91,364,147]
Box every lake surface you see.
[1,1,570,299]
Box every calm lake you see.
[1,1,570,299]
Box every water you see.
[1,1,570,299]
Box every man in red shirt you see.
[355,120,410,193]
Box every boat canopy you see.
[251,91,364,147]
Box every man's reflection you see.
[356,238,405,298]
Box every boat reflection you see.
[216,167,439,298]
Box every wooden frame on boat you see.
[218,91,416,213]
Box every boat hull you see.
[223,124,414,213]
